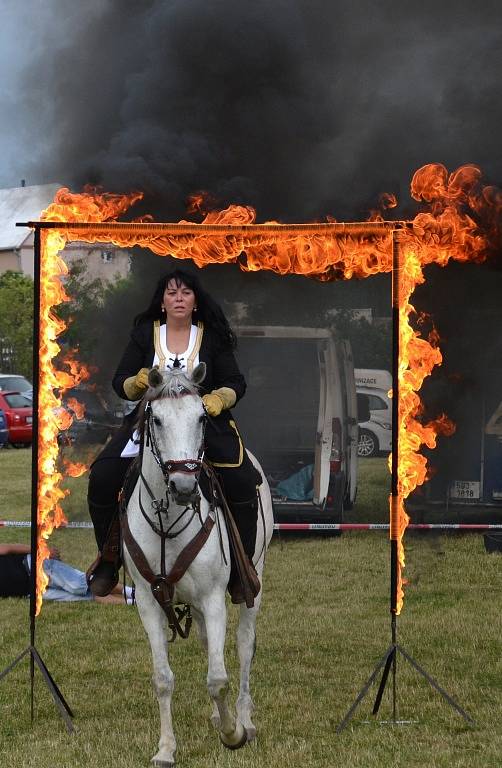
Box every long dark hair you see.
[134,268,237,348]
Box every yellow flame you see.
[34,166,500,614]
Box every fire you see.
[33,188,143,614]
[66,397,86,420]
[61,458,88,478]
[33,165,500,615]
[388,162,500,611]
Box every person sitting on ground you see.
[0,543,133,605]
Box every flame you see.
[389,163,500,612]
[66,397,86,420]
[185,190,220,217]
[34,188,143,614]
[62,458,88,478]
[33,165,500,615]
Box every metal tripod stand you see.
[337,230,474,731]
[0,226,74,733]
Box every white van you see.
[234,326,360,520]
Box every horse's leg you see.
[135,586,177,768]
[236,589,262,740]
[192,606,221,729]
[203,595,247,749]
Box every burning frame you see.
[4,163,497,730]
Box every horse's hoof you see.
[220,722,248,750]
[152,761,175,768]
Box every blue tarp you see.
[275,464,314,501]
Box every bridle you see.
[121,390,216,641]
[143,396,206,497]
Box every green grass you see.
[351,456,391,522]
[1,449,501,767]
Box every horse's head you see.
[144,363,207,506]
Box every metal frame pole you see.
[29,225,41,717]
[0,224,74,733]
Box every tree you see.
[57,259,137,388]
[331,309,391,370]
[0,271,34,378]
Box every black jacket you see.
[112,320,246,402]
[95,320,246,463]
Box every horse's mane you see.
[135,369,200,437]
[147,369,199,400]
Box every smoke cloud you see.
[1,0,501,507]
[1,0,501,221]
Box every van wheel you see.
[358,429,378,458]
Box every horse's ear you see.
[192,362,207,386]
[148,366,163,388]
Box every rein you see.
[121,393,211,642]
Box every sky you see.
[0,0,501,222]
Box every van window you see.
[368,394,388,410]
[236,337,320,456]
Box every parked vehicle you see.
[355,368,392,392]
[356,379,392,458]
[357,416,392,457]
[0,408,8,447]
[0,391,33,447]
[0,374,33,401]
[234,326,361,521]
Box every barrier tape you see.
[1,521,502,531]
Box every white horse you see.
[122,365,274,768]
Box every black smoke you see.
[5,1,502,506]
[7,0,502,222]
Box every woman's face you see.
[162,279,196,323]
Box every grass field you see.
[1,448,501,768]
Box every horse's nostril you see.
[169,480,177,494]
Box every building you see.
[0,183,131,282]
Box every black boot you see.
[87,500,121,597]
[88,499,117,551]
[227,496,260,604]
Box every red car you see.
[0,391,32,447]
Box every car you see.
[357,416,392,457]
[356,384,392,458]
[356,385,391,422]
[0,391,33,447]
[0,374,33,400]
[0,408,8,447]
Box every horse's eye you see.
[153,417,162,426]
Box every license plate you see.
[450,480,480,500]
[26,416,32,424]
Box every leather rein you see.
[120,396,215,642]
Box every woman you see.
[87,268,260,604]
